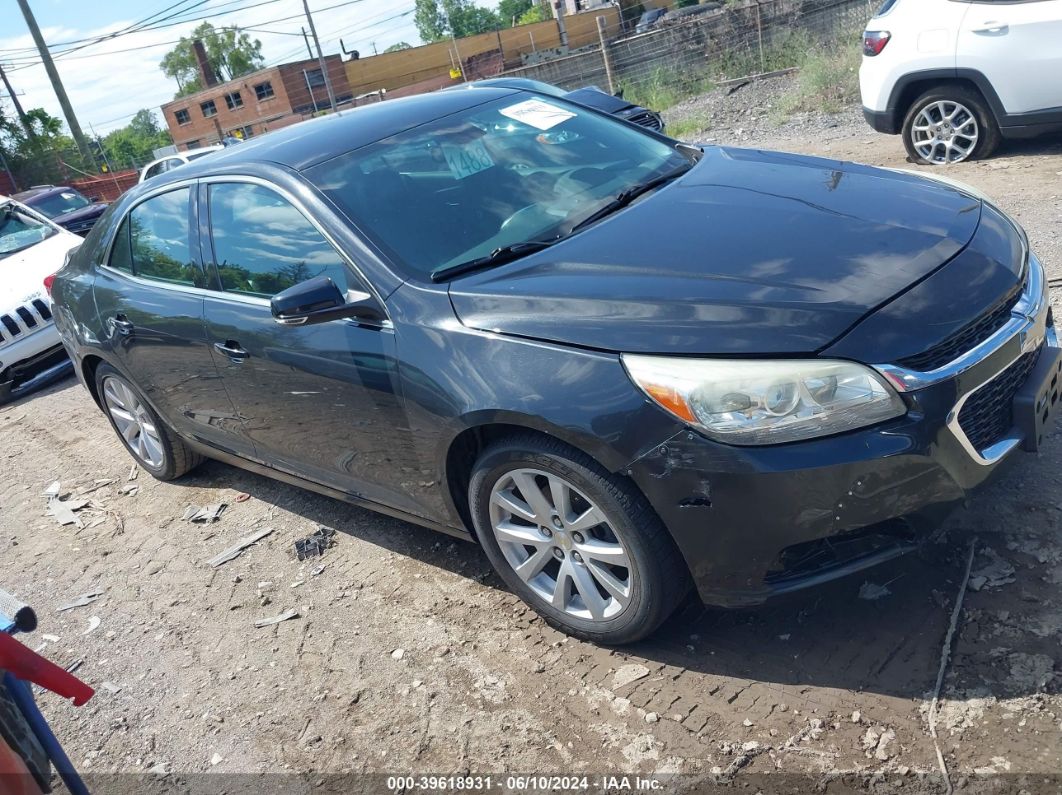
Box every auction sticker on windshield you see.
[500,98,577,130]
[441,139,495,180]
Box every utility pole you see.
[301,0,337,112]
[0,63,33,137]
[301,27,314,61]
[16,0,96,167]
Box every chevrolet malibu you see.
[50,87,1060,643]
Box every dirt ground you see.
[3,78,1062,793]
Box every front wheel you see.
[902,86,1000,165]
[469,435,689,644]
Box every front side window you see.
[255,81,275,101]
[207,182,353,298]
[305,95,689,279]
[110,188,206,287]
[0,202,56,258]
[201,100,217,118]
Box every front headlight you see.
[623,356,907,445]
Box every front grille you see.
[626,110,663,131]
[898,286,1022,371]
[0,300,53,348]
[958,348,1040,452]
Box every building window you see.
[200,100,217,118]
[186,139,200,149]
[254,81,275,101]
[224,91,243,110]
[305,68,325,88]
[174,108,190,125]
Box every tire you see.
[94,363,202,480]
[469,434,689,644]
[902,85,1001,165]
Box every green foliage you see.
[773,32,862,117]
[498,0,534,25]
[517,3,551,25]
[666,113,711,140]
[622,68,716,113]
[414,0,502,43]
[99,110,173,171]
[0,107,89,187]
[160,22,264,98]
[383,42,413,53]
[674,0,699,7]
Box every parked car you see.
[138,145,223,183]
[660,2,721,26]
[635,7,667,33]
[51,87,1060,643]
[459,77,665,132]
[0,197,81,402]
[13,185,107,237]
[860,0,1062,164]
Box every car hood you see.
[55,203,107,225]
[449,147,983,355]
[565,87,635,114]
[1,232,81,309]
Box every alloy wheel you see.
[910,100,979,164]
[102,376,166,469]
[488,468,633,622]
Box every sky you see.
[0,0,499,136]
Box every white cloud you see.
[0,0,435,135]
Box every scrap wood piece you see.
[185,503,227,523]
[57,590,104,612]
[294,525,337,561]
[206,527,274,568]
[254,608,299,628]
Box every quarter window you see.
[175,108,190,124]
[224,91,243,110]
[207,182,353,298]
[201,100,217,118]
[112,188,205,287]
[254,81,274,101]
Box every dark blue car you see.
[49,86,1060,643]
[13,185,108,237]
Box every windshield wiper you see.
[567,163,693,235]
[431,239,558,282]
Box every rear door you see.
[956,0,1062,114]
[92,185,248,456]
[198,179,419,513]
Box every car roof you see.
[12,186,63,201]
[144,86,521,187]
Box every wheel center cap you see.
[555,531,572,550]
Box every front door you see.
[199,180,419,514]
[957,0,1062,115]
[91,185,247,455]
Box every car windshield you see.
[0,202,57,258]
[305,95,691,279]
[26,190,91,218]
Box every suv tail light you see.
[863,30,891,56]
[43,274,57,296]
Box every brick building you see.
[160,54,352,151]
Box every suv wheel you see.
[902,86,1000,165]
[95,363,202,480]
[469,435,689,644]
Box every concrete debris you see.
[120,483,139,496]
[873,728,896,760]
[210,752,222,766]
[644,712,658,723]
[851,710,861,723]
[969,548,1016,591]
[147,762,170,775]
[101,681,122,694]
[1007,653,1056,691]
[127,464,138,481]
[83,615,101,635]
[206,527,273,567]
[858,581,891,601]
[42,634,59,643]
[611,664,650,690]
[57,590,104,612]
[184,503,227,523]
[254,609,299,628]
[391,648,405,660]
[42,481,61,498]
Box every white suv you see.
[859,0,1062,164]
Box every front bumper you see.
[628,256,1059,606]
[0,325,72,403]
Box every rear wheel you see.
[95,363,201,480]
[902,86,1000,165]
[469,435,689,644]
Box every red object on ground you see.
[0,634,93,706]
[0,736,44,795]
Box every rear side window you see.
[206,182,354,298]
[110,188,206,287]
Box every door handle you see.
[972,21,1008,34]
[214,340,249,362]
[111,314,134,336]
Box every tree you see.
[160,22,264,98]
[383,42,413,53]
[414,0,502,43]
[498,0,534,25]
[517,2,551,24]
[100,110,173,171]
[0,108,87,186]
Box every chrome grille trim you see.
[0,298,55,350]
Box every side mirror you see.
[270,275,385,326]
